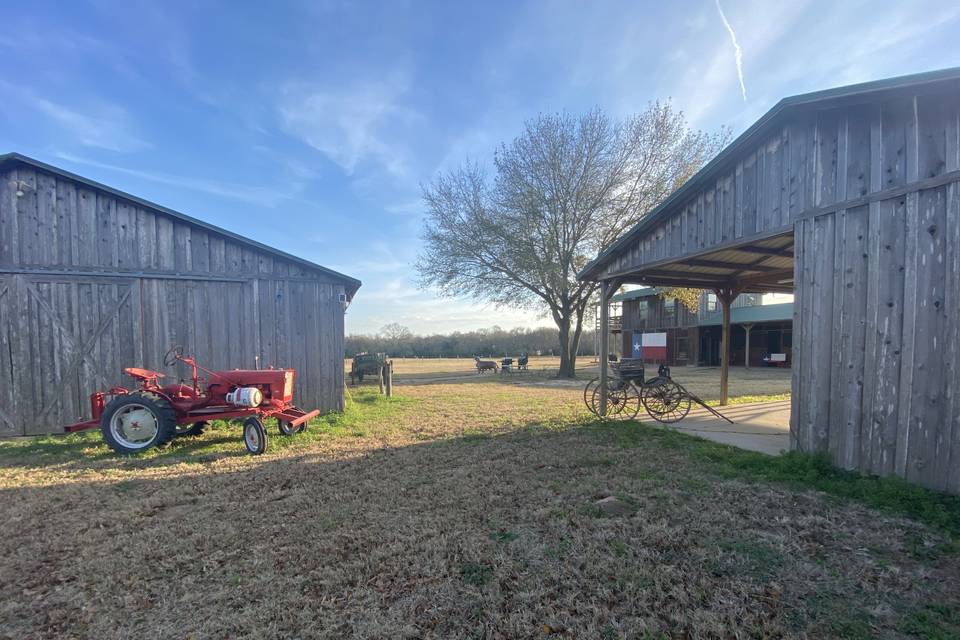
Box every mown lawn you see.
[1,380,958,639]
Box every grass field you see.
[348,357,793,404]
[1,374,958,638]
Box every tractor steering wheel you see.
[163,345,184,367]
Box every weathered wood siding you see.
[0,164,349,436]
[596,84,960,492]
[792,91,960,492]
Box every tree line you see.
[345,323,599,359]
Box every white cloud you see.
[714,0,747,101]
[23,93,150,153]
[278,73,415,175]
[54,152,304,208]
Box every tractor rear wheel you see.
[243,416,268,455]
[175,421,208,438]
[101,392,177,455]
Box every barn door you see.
[0,277,18,435]
[6,275,142,435]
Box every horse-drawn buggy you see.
[583,358,731,424]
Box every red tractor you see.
[64,346,319,455]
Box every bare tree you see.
[418,104,726,377]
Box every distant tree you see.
[379,322,414,356]
[418,104,726,377]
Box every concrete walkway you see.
[667,399,791,456]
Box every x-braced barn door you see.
[0,277,18,436]
[6,275,142,435]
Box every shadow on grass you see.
[2,388,959,540]
[1,405,959,638]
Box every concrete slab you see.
[663,399,791,456]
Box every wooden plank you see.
[191,228,210,274]
[910,187,948,488]
[0,169,19,266]
[173,223,192,272]
[36,172,58,266]
[809,213,835,454]
[95,192,118,268]
[945,102,960,492]
[76,187,97,266]
[209,236,226,273]
[894,97,920,478]
[872,197,907,475]
[116,201,137,270]
[741,153,758,236]
[56,178,78,266]
[881,97,912,189]
[16,169,39,265]
[946,178,960,491]
[135,207,157,270]
[861,103,884,474]
[156,216,175,270]
[838,206,869,470]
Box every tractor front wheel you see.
[243,416,268,455]
[101,392,177,455]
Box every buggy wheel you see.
[175,421,208,438]
[243,416,269,455]
[583,377,600,415]
[278,418,305,436]
[641,379,691,423]
[101,392,177,454]
[591,381,641,421]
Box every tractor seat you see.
[124,367,166,384]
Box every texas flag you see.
[632,332,667,360]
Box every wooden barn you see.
[580,68,960,493]
[0,153,360,437]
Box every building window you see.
[638,300,649,323]
[706,293,718,312]
[676,334,688,360]
[664,298,676,325]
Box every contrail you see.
[715,0,747,101]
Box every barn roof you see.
[0,152,362,297]
[579,66,960,281]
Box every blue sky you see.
[2,0,958,335]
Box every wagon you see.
[350,352,387,385]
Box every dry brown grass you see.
[0,378,957,639]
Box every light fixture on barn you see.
[10,179,34,198]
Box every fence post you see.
[379,364,385,394]
[385,361,393,397]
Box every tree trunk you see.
[557,314,576,378]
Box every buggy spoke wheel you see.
[591,381,641,421]
[641,380,691,423]
[583,377,600,415]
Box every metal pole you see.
[598,281,610,417]
[742,323,754,369]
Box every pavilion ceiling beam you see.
[735,245,795,258]
[682,258,783,272]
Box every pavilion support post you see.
[742,323,754,369]
[598,280,611,417]
[714,287,740,406]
